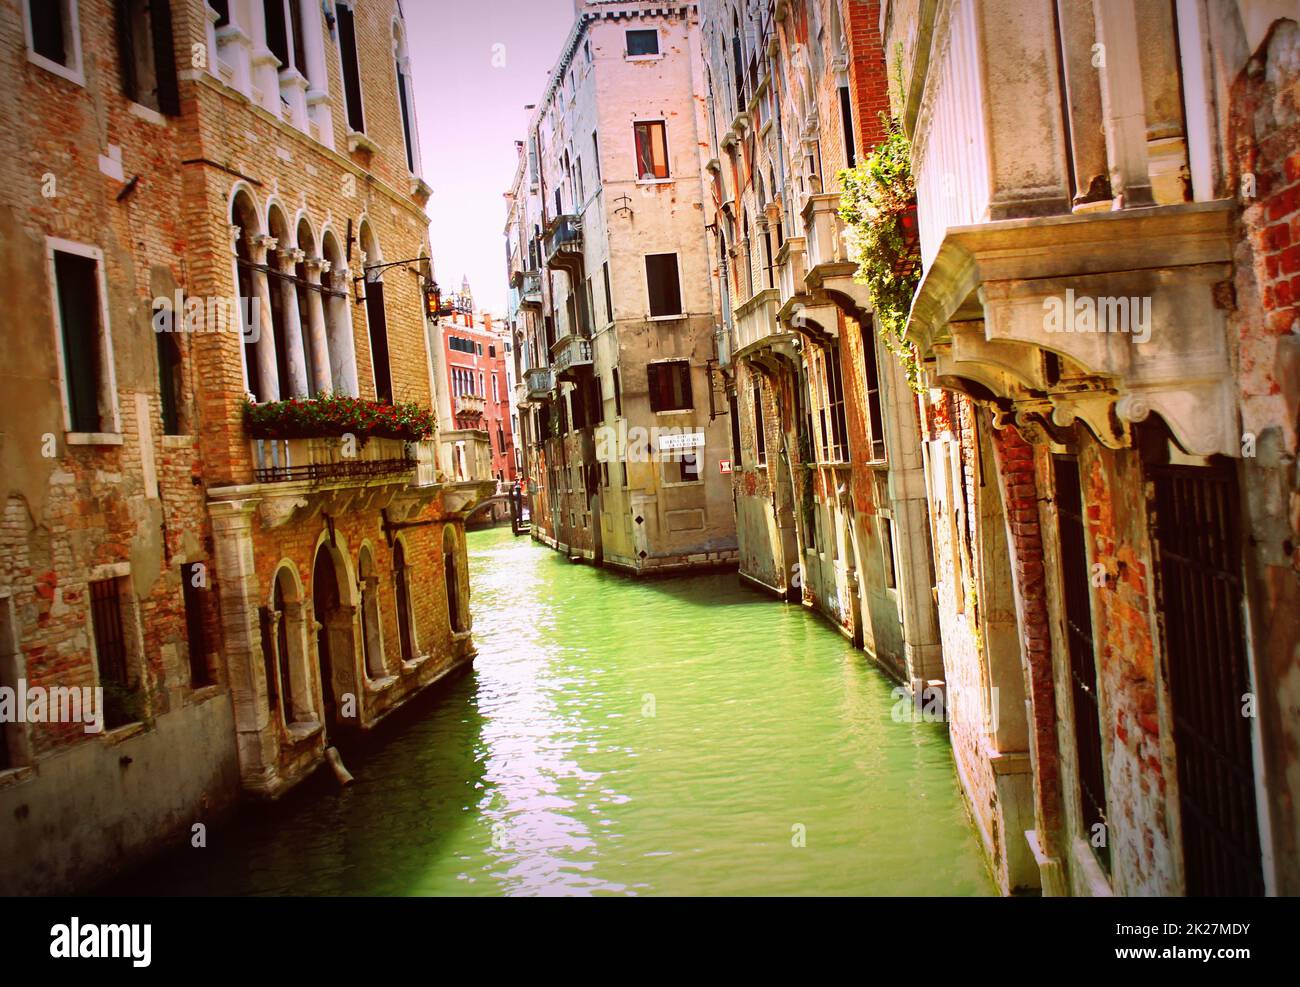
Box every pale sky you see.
[407,0,576,316]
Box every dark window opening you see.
[1055,456,1110,873]
[182,563,211,687]
[30,0,69,65]
[394,541,414,662]
[90,579,137,730]
[626,29,659,56]
[364,279,394,403]
[839,85,856,168]
[647,360,692,412]
[54,250,107,434]
[753,382,767,466]
[396,61,415,173]
[263,0,288,69]
[862,321,886,461]
[337,3,365,132]
[645,253,682,318]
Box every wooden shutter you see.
[151,0,180,115]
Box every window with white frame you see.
[24,0,84,84]
[117,0,180,114]
[48,240,118,435]
[336,1,365,132]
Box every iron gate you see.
[1149,462,1264,896]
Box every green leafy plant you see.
[244,394,436,443]
[838,114,925,392]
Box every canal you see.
[110,526,992,896]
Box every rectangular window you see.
[753,383,766,466]
[633,120,669,180]
[263,0,288,69]
[592,130,601,181]
[116,0,180,114]
[337,2,365,132]
[90,578,137,729]
[27,0,81,77]
[825,348,848,462]
[647,360,692,412]
[612,368,622,417]
[881,517,898,590]
[839,85,856,168]
[181,562,211,687]
[626,29,659,57]
[676,453,700,483]
[645,253,682,318]
[1054,455,1110,873]
[53,247,111,434]
[862,322,886,461]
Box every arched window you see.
[359,221,394,403]
[230,191,265,399]
[393,540,415,661]
[392,19,419,175]
[444,527,465,633]
[358,546,386,678]
[271,566,311,725]
[321,229,359,396]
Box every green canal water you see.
[112,526,992,896]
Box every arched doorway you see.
[312,547,342,730]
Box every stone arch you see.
[443,525,467,633]
[230,187,264,399]
[391,533,418,663]
[358,217,394,403]
[267,560,314,726]
[311,531,361,734]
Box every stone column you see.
[277,247,309,398]
[208,498,278,794]
[1056,0,1111,208]
[303,257,333,395]
[1091,0,1155,207]
[329,267,360,396]
[251,235,280,402]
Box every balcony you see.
[251,436,415,485]
[550,333,593,381]
[775,236,838,343]
[440,429,494,483]
[525,366,554,401]
[520,271,542,308]
[801,193,870,315]
[544,215,584,272]
[733,287,791,364]
[454,393,486,417]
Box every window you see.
[116,0,179,114]
[393,541,415,662]
[592,130,601,181]
[488,344,496,358]
[51,244,115,434]
[492,374,500,403]
[90,578,137,729]
[862,321,886,461]
[880,517,898,590]
[602,261,613,324]
[821,348,848,461]
[675,452,700,483]
[626,28,659,57]
[647,360,692,412]
[612,368,622,417]
[25,0,83,82]
[394,25,417,173]
[181,562,211,687]
[444,528,465,632]
[753,383,766,466]
[337,2,365,132]
[156,329,182,434]
[645,253,682,317]
[633,120,669,180]
[839,85,857,168]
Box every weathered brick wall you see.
[1229,15,1300,895]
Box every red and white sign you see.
[719,459,733,474]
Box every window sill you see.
[161,434,196,449]
[647,313,686,322]
[367,673,398,692]
[0,765,35,790]
[27,50,84,87]
[347,130,380,155]
[636,178,674,186]
[662,480,704,488]
[67,432,124,446]
[653,408,694,416]
[128,101,168,126]
[102,721,149,745]
[624,53,664,62]
[285,719,323,743]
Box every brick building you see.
[434,282,517,485]
[697,0,942,689]
[508,0,740,573]
[890,0,1300,895]
[0,0,490,894]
